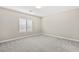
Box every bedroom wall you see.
[0,8,41,41]
[42,8,79,40]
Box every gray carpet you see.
[0,35,79,52]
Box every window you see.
[19,18,26,32]
[27,19,32,32]
[19,17,32,32]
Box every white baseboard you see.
[1,33,79,43]
[42,33,79,42]
[0,33,41,43]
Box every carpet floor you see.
[0,35,79,52]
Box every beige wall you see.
[0,8,41,41]
[42,8,79,40]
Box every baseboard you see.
[42,33,79,42]
[1,33,78,43]
[0,33,41,43]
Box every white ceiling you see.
[1,6,79,17]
